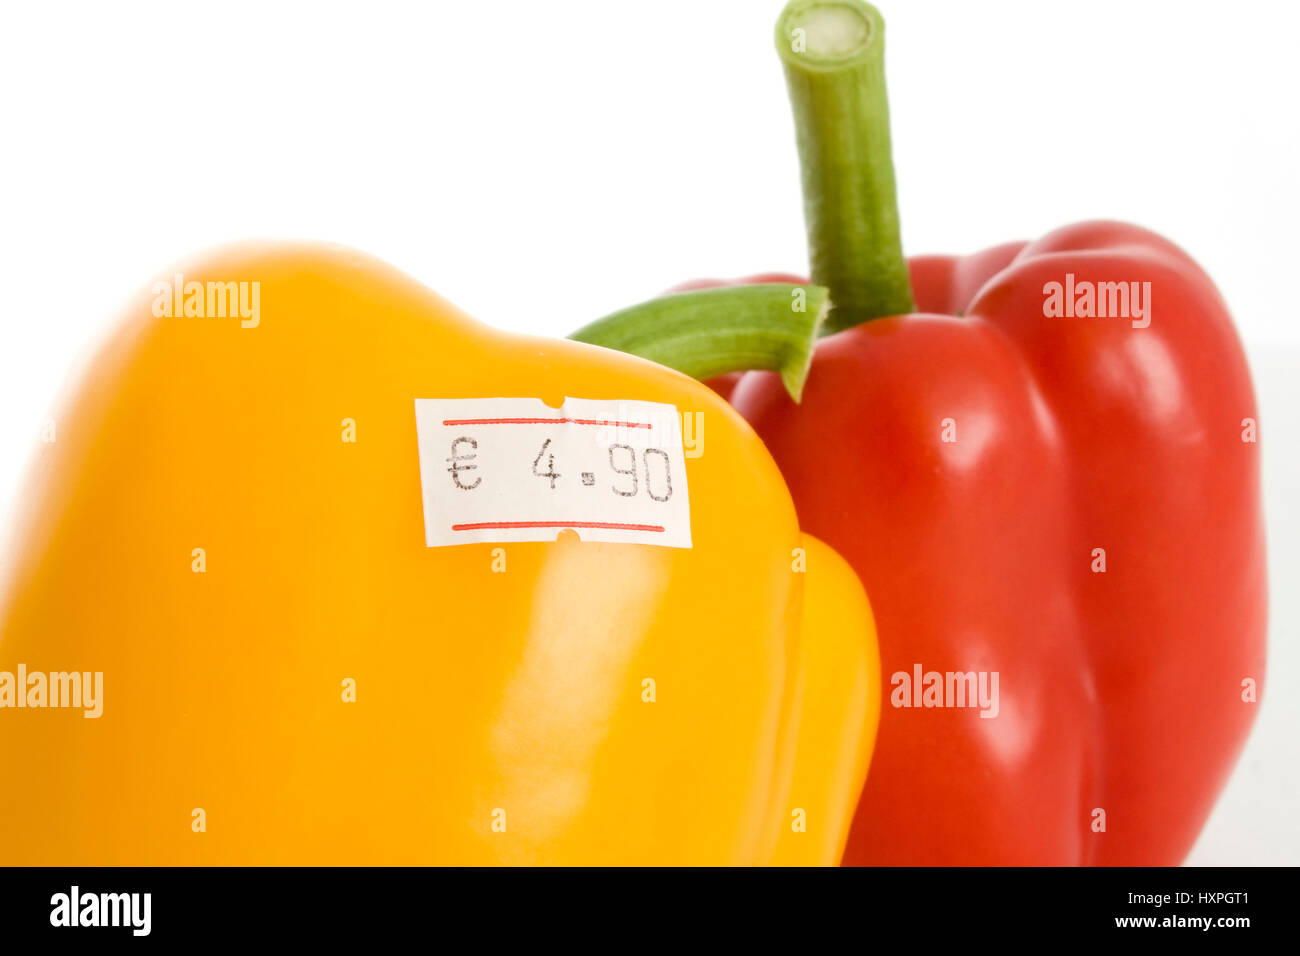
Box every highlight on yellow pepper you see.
[0,243,879,865]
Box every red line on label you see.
[441,417,653,429]
[452,521,665,533]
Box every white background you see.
[0,0,1296,864]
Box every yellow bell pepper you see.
[0,243,878,865]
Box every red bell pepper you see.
[731,218,1267,865]
[578,0,1267,864]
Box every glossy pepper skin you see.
[709,221,1266,865]
[0,244,879,865]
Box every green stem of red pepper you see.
[570,284,827,401]
[570,0,908,395]
[776,0,915,331]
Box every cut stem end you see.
[776,0,915,332]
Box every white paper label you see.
[414,397,692,548]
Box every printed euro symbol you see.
[447,436,481,490]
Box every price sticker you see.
[414,397,692,548]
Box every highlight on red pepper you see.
[574,0,1267,865]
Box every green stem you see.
[776,0,914,332]
[569,284,828,402]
